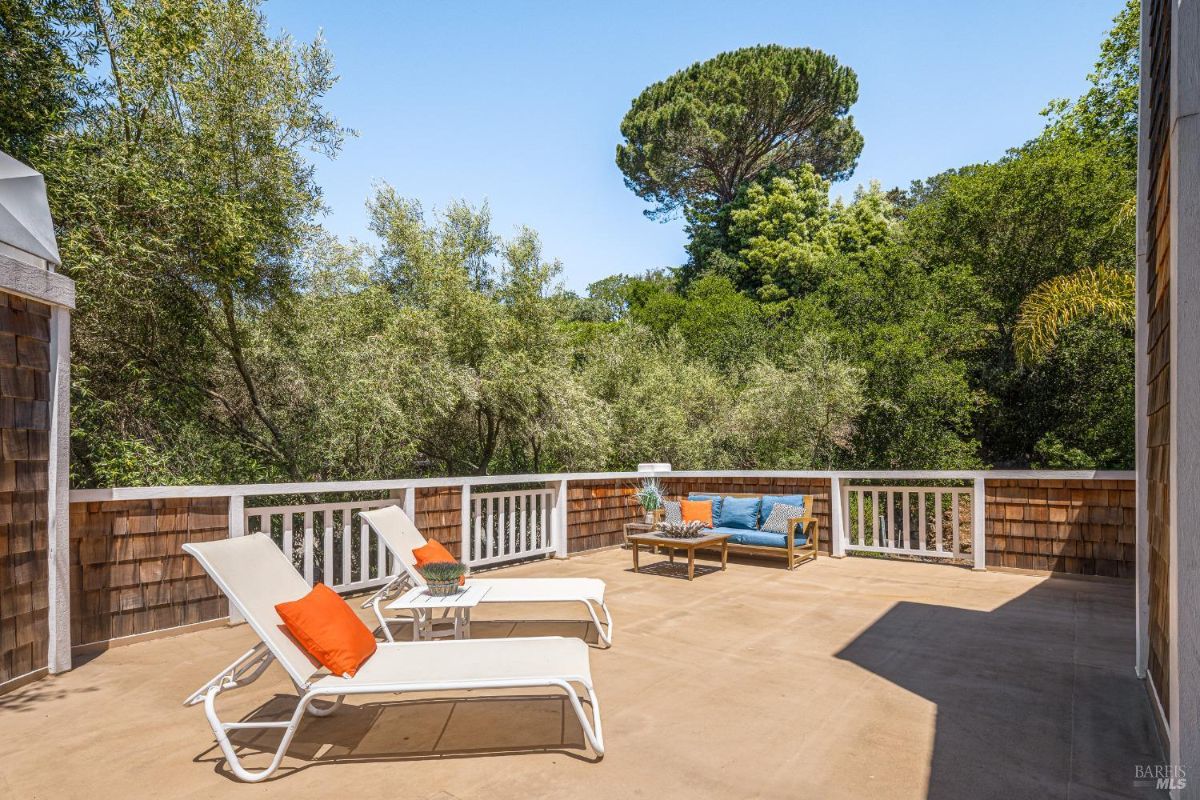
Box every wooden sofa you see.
[672,492,819,570]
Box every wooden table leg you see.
[721,541,729,570]
[687,548,695,581]
[668,549,674,564]
[633,543,640,572]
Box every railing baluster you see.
[918,491,927,552]
[540,491,548,549]
[952,492,962,556]
[507,496,516,557]
[472,496,481,564]
[518,493,527,553]
[902,491,911,550]
[872,491,881,548]
[359,509,369,583]
[322,511,333,586]
[283,513,294,565]
[341,508,351,585]
[302,510,314,585]
[935,492,944,553]
[484,497,493,561]
[856,490,864,546]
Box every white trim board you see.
[0,252,74,309]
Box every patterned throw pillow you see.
[762,502,806,535]
[662,500,682,525]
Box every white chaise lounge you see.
[359,505,614,647]
[182,533,604,783]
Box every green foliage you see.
[728,168,835,300]
[5,0,1138,485]
[634,477,664,511]
[1027,319,1134,469]
[892,3,1137,468]
[51,0,349,484]
[616,45,862,220]
[417,560,466,582]
[0,0,85,163]
[1014,265,1135,365]
[1042,0,1138,170]
[809,242,986,469]
[366,188,609,476]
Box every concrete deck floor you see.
[0,548,1162,800]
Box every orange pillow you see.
[412,539,465,585]
[412,539,456,567]
[275,583,376,677]
[680,499,713,527]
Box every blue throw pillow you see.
[688,493,723,520]
[760,495,806,527]
[717,496,761,530]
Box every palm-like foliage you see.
[1013,266,1135,365]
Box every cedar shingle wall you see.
[568,480,642,552]
[413,486,462,557]
[1145,0,1172,713]
[68,498,229,646]
[985,479,1135,577]
[0,292,51,684]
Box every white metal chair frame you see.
[360,506,615,647]
[183,535,604,783]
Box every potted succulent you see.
[418,561,467,597]
[633,476,664,524]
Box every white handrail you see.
[68,468,1135,503]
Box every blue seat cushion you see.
[706,527,808,548]
[716,495,761,530]
[760,494,807,526]
[688,493,723,519]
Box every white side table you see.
[384,584,490,641]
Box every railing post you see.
[460,485,472,563]
[227,494,245,624]
[830,475,846,558]
[404,486,416,518]
[46,305,71,674]
[972,477,987,571]
[553,479,569,559]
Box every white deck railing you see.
[840,483,975,561]
[244,499,396,593]
[72,469,1134,595]
[466,487,557,567]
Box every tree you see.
[726,168,835,299]
[367,187,607,475]
[810,242,986,469]
[894,0,1138,468]
[616,45,862,222]
[54,0,348,484]
[0,0,84,163]
[1042,0,1138,170]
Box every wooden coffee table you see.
[627,531,732,581]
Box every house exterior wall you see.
[0,291,52,686]
[1139,0,1200,789]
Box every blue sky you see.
[263,0,1125,293]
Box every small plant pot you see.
[644,511,656,525]
[426,579,461,597]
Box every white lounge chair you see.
[359,505,614,647]
[182,533,604,783]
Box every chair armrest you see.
[788,516,818,547]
